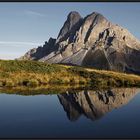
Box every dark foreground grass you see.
[0,59,140,88]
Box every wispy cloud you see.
[24,10,46,17]
[0,41,42,60]
[0,41,41,47]
[0,53,21,60]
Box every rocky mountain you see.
[58,88,139,121]
[20,11,140,74]
[19,37,56,60]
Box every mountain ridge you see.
[19,11,140,74]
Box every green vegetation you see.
[0,84,90,96]
[0,60,140,88]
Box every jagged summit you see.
[56,11,83,44]
[20,11,140,75]
[84,11,107,22]
[67,11,81,20]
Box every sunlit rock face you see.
[58,88,139,121]
[20,11,140,74]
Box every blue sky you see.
[0,2,140,59]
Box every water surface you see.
[0,88,139,138]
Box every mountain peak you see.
[67,11,81,20]
[84,11,107,23]
[20,11,140,75]
[56,11,83,44]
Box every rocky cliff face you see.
[19,37,56,60]
[58,88,139,121]
[20,11,140,74]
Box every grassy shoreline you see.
[0,86,139,96]
[0,60,140,88]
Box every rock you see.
[19,37,56,60]
[56,11,83,44]
[20,11,140,74]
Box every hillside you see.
[0,60,140,88]
[20,11,140,75]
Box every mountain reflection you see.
[58,88,139,121]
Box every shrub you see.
[0,72,9,78]
[107,78,117,86]
[49,78,65,84]
[22,79,30,86]
[79,80,86,85]
[69,78,76,84]
[116,79,124,87]
[68,66,90,78]
[26,79,39,87]
[0,81,3,86]
[90,78,108,87]
[5,80,15,87]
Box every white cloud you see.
[0,41,41,47]
[0,53,20,60]
[24,10,46,17]
[0,41,42,60]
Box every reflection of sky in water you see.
[0,90,139,138]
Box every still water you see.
[0,88,139,138]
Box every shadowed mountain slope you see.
[20,11,140,74]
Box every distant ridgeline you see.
[19,11,140,75]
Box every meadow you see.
[0,60,140,88]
